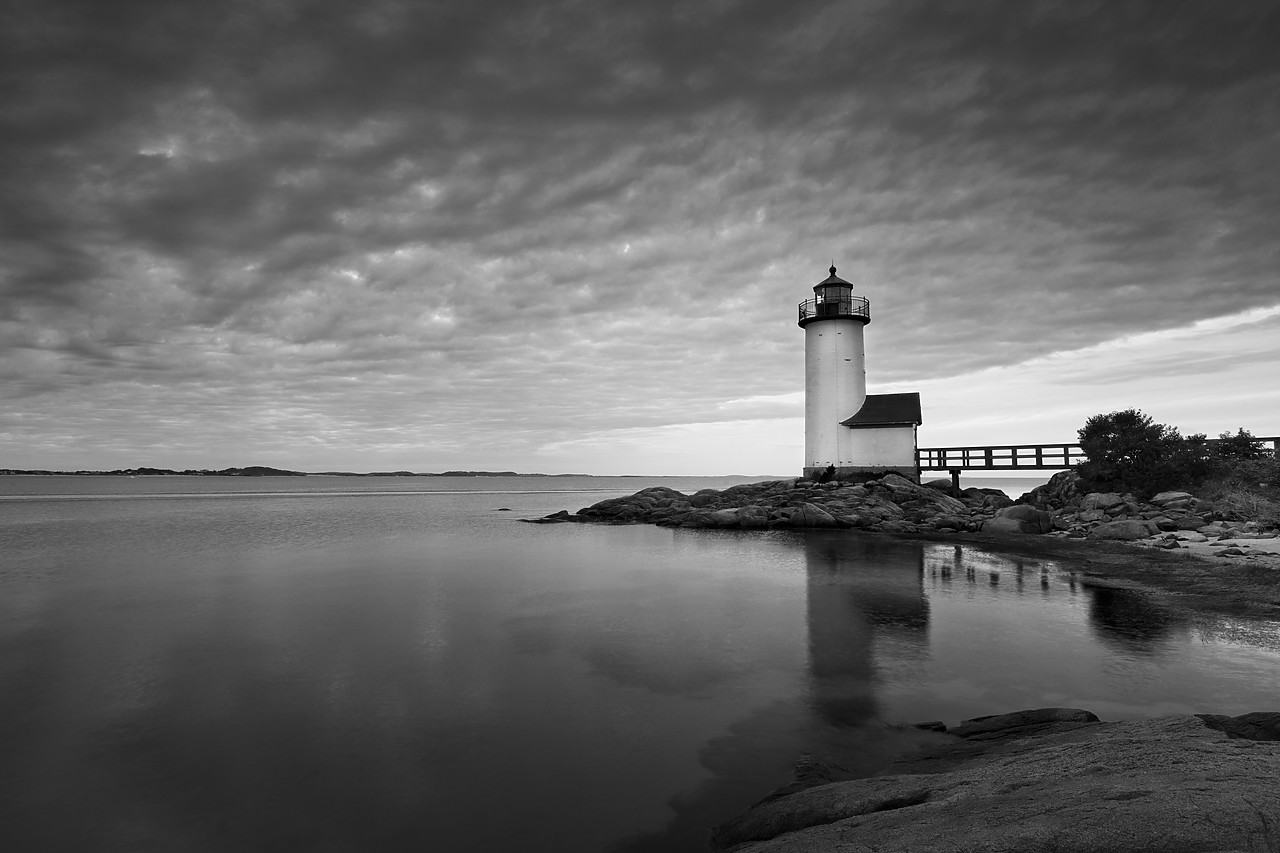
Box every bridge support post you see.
[949,468,961,491]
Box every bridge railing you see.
[917,444,1085,471]
[917,436,1279,472]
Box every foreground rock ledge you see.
[711,709,1280,853]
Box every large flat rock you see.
[712,713,1280,852]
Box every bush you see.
[1075,409,1209,498]
[1076,413,1277,514]
[1213,427,1269,462]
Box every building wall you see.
[802,425,919,482]
[804,319,866,470]
[848,426,916,467]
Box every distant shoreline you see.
[0,467,593,478]
[0,468,792,479]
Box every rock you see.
[981,517,1032,535]
[911,721,948,732]
[1150,490,1195,506]
[982,493,1015,510]
[949,707,1100,739]
[922,478,961,498]
[788,502,841,528]
[995,504,1053,532]
[711,713,1280,853]
[1150,515,1179,531]
[1088,519,1158,540]
[1019,470,1082,509]
[1174,531,1209,543]
[1196,711,1280,741]
[1081,492,1126,511]
[707,508,744,527]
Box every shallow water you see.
[1,476,1277,852]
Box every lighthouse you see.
[798,266,922,481]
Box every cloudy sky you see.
[3,0,1278,475]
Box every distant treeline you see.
[0,467,589,477]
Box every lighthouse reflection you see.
[803,533,929,727]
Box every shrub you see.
[1075,409,1209,498]
[1213,427,1269,462]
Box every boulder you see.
[982,516,1041,535]
[922,478,961,498]
[948,707,1100,739]
[1150,490,1195,506]
[997,504,1053,531]
[1196,711,1280,741]
[1088,519,1158,540]
[1081,492,1125,511]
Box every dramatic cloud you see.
[3,0,1278,473]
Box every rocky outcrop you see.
[527,470,1280,546]
[1018,471,1280,554]
[525,475,1021,533]
[712,709,1280,853]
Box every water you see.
[2,475,1277,852]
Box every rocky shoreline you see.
[709,707,1280,852]
[527,470,1280,570]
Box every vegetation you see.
[1075,409,1278,522]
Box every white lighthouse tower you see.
[798,265,921,481]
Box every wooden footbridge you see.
[917,436,1280,489]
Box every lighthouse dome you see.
[813,265,852,291]
[798,264,869,327]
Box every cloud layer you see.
[3,0,1278,472]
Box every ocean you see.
[2,474,1276,852]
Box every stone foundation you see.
[802,465,919,483]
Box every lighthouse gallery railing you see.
[797,296,870,324]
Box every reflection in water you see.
[616,534,935,853]
[1085,585,1181,655]
[804,533,928,727]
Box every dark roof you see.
[841,393,922,428]
[814,264,852,291]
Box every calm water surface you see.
[2,475,1278,852]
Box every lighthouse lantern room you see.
[798,266,921,481]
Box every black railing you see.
[917,436,1280,471]
[798,296,870,326]
[917,444,1085,471]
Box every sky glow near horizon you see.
[2,0,1278,475]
